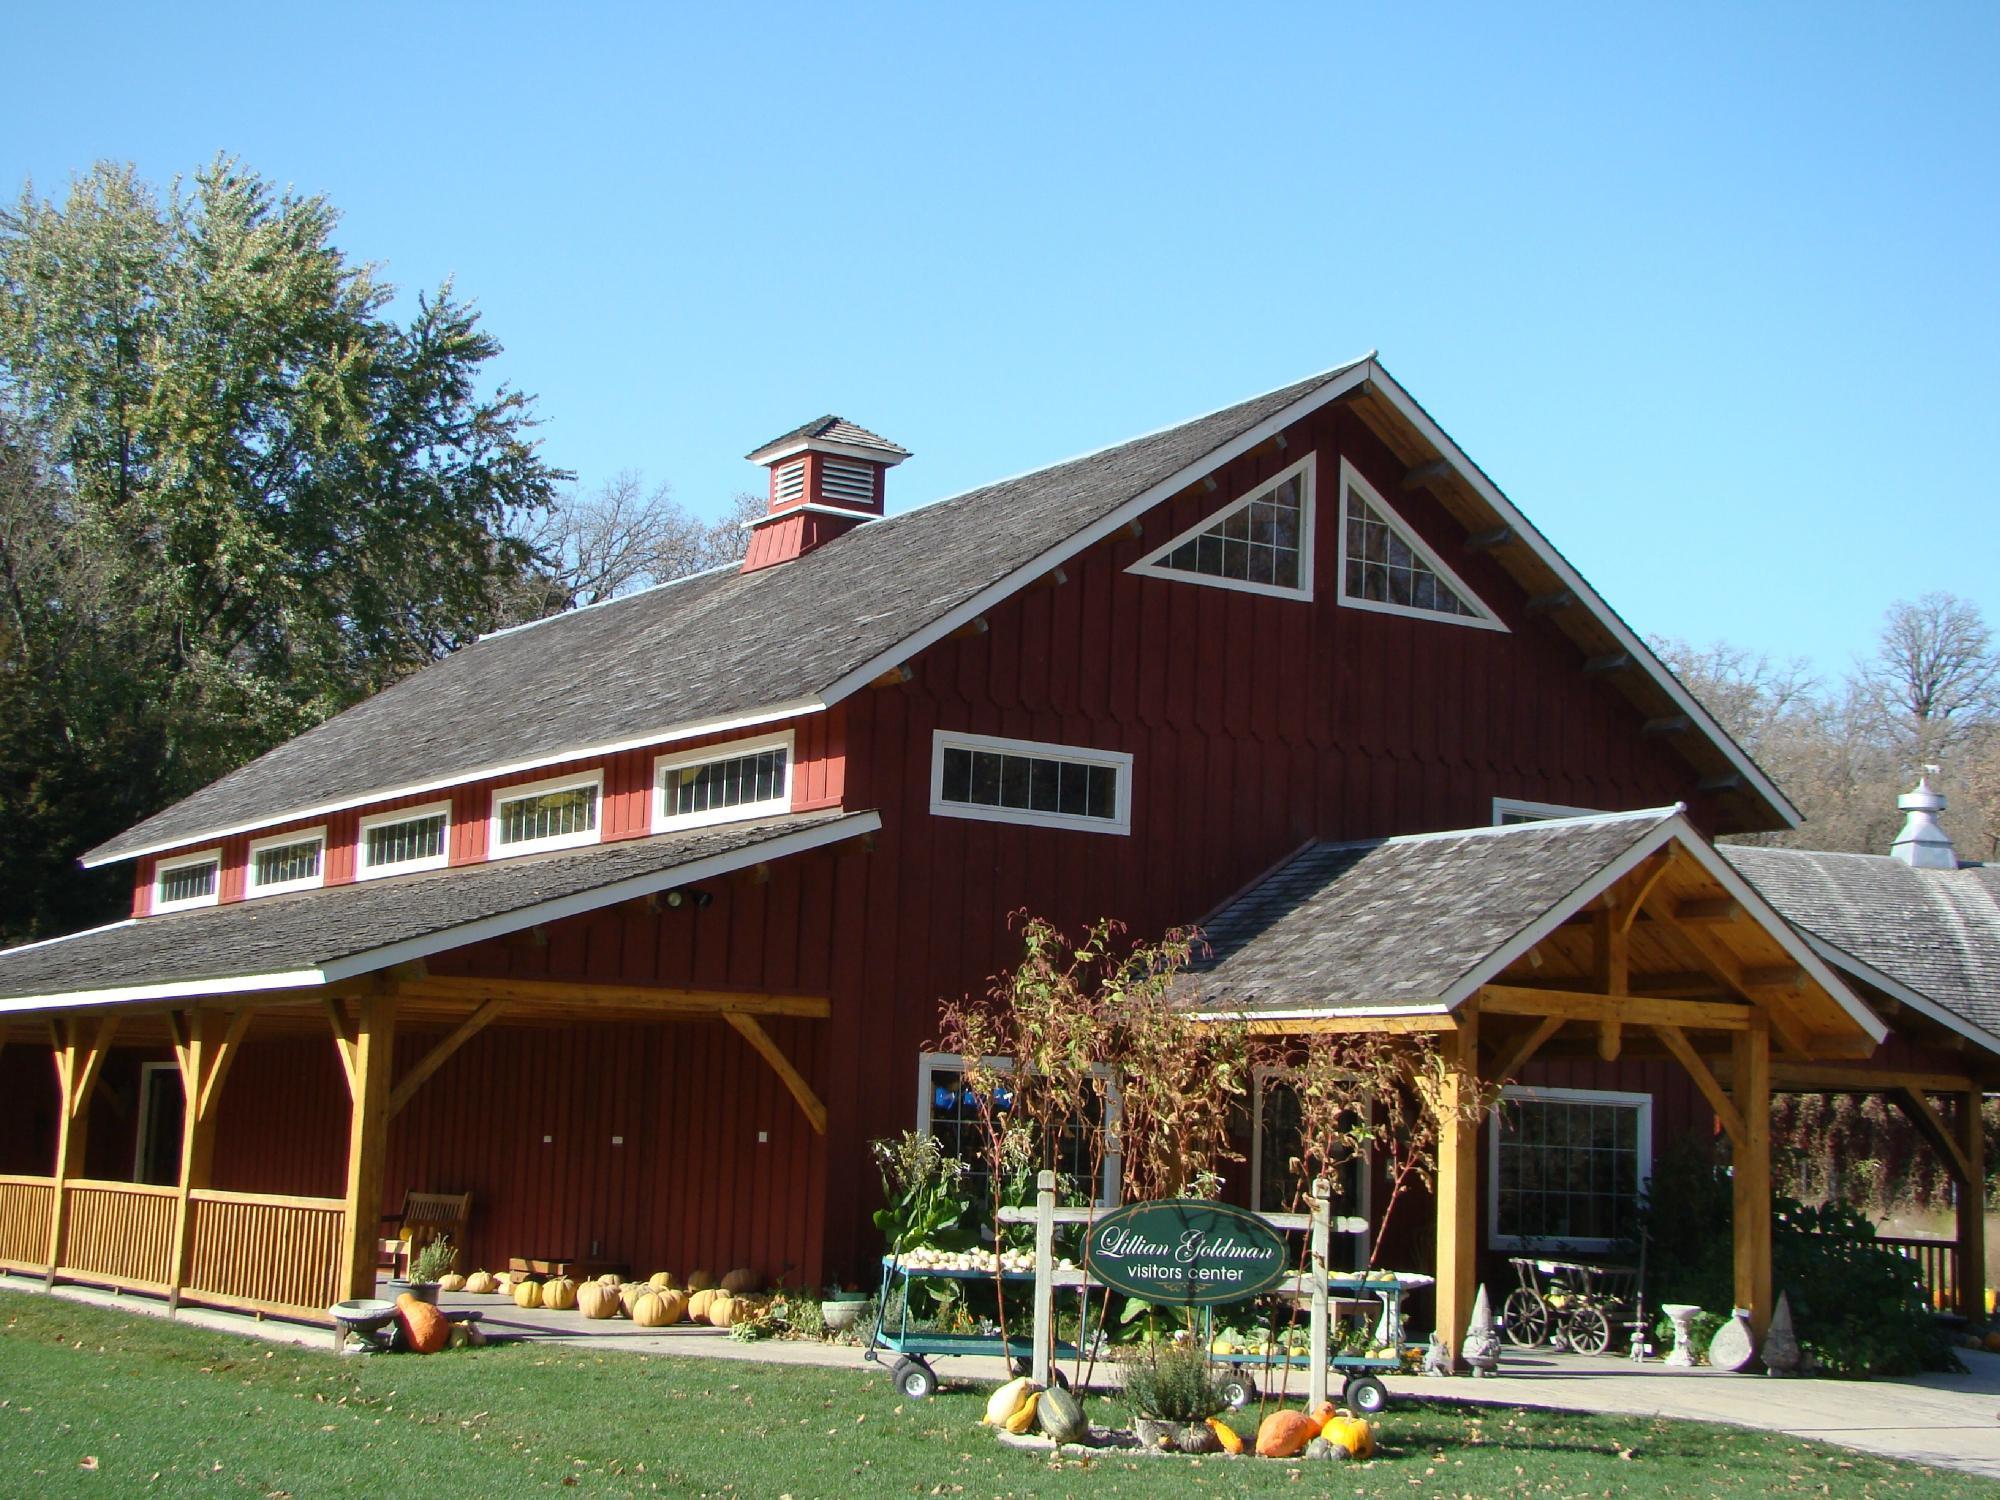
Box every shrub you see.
[1121,1338,1227,1423]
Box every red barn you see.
[0,357,1989,1352]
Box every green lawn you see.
[0,1293,1989,1498]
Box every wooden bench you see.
[378,1190,472,1276]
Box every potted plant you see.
[820,1283,871,1333]
[391,1236,458,1305]
[1122,1337,1227,1453]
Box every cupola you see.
[1890,768,1959,869]
[740,416,910,573]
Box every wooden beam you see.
[1651,1024,1746,1145]
[722,1013,827,1134]
[69,1015,118,1118]
[1766,1061,1975,1094]
[1892,1087,1976,1186]
[1957,1090,1987,1320]
[199,1009,253,1121]
[393,975,830,1018]
[1400,459,1453,491]
[1582,652,1631,674]
[1525,589,1575,615]
[1033,566,1069,590]
[1485,1016,1564,1085]
[1465,524,1515,551]
[1642,715,1691,737]
[46,1014,117,1284]
[1733,1017,1773,1337]
[322,995,357,1099]
[1742,965,1804,991]
[1233,1013,1458,1036]
[1698,772,1744,794]
[949,616,989,639]
[1674,897,1740,925]
[167,1009,250,1312]
[337,992,396,1301]
[388,1001,510,1118]
[1479,983,1750,1031]
[1434,1008,1480,1365]
[1618,854,1675,934]
[870,664,913,688]
[1597,1019,1623,1061]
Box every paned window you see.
[931,731,1131,835]
[1489,1087,1650,1251]
[245,828,325,898]
[491,773,602,857]
[1251,1070,1370,1268]
[359,804,451,877]
[1128,455,1314,601]
[654,735,792,832]
[917,1052,1120,1207]
[154,852,221,912]
[1336,459,1503,630]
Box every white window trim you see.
[930,730,1133,836]
[152,848,222,913]
[488,769,605,859]
[652,730,794,834]
[1336,456,1507,632]
[1487,1085,1652,1254]
[244,826,328,899]
[1250,1064,1371,1269]
[357,801,454,879]
[1127,453,1316,601]
[1492,797,1604,825]
[133,1061,180,1185]
[916,1050,1122,1208]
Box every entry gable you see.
[1126,453,1316,601]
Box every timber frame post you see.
[45,1014,118,1286]
[1959,1088,1988,1319]
[165,1008,252,1312]
[1434,1007,1480,1365]
[336,992,397,1301]
[1731,1014,1772,1338]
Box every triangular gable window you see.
[1126,455,1315,601]
[1337,458,1505,631]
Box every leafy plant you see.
[1120,1337,1227,1423]
[870,1130,973,1255]
[406,1237,457,1284]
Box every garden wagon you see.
[864,1253,1100,1399]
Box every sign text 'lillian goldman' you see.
[1082,1199,1290,1305]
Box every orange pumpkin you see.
[577,1282,618,1320]
[542,1276,578,1311]
[686,1268,716,1291]
[1254,1409,1315,1459]
[633,1291,674,1328]
[688,1288,720,1322]
[720,1267,759,1295]
[395,1292,449,1355]
[512,1278,543,1309]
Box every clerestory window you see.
[1127,455,1315,601]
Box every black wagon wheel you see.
[891,1356,939,1399]
[1566,1303,1612,1356]
[1502,1287,1548,1347]
[1342,1373,1389,1416]
[1215,1369,1257,1409]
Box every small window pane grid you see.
[365,813,447,869]
[498,785,598,847]
[157,860,218,907]
[773,460,806,501]
[1494,1098,1642,1245]
[939,746,1118,822]
[1343,489,1479,617]
[1162,476,1304,590]
[252,839,321,890]
[924,1062,1106,1207]
[1255,1079,1363,1216]
[668,747,787,819]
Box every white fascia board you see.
[317,810,881,983]
[747,439,907,467]
[0,968,328,1017]
[1189,1004,1455,1023]
[1357,366,1801,829]
[816,362,1378,706]
[742,504,883,532]
[1792,931,1999,1059]
[82,698,825,869]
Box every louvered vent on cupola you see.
[740,415,911,574]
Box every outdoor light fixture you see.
[663,887,713,909]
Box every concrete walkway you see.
[7,1275,1998,1481]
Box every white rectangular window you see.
[245,827,326,898]
[916,1052,1121,1207]
[1488,1086,1651,1252]
[153,850,221,913]
[490,771,603,857]
[931,731,1132,835]
[358,802,452,878]
[653,733,793,833]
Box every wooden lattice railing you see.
[1879,1234,1959,1310]
[183,1190,346,1321]
[0,1175,55,1272]
[55,1179,178,1292]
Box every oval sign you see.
[1083,1199,1290,1306]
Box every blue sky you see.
[7,2,1996,680]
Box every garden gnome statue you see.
[1423,1328,1453,1377]
[1706,1306,1758,1372]
[1759,1292,1801,1375]
[1462,1285,1502,1375]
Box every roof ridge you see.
[1312,805,1684,854]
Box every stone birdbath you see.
[1661,1304,1702,1367]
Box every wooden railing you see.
[183,1190,346,1321]
[0,1175,56,1272]
[1879,1234,1959,1311]
[56,1179,177,1293]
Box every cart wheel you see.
[1216,1371,1257,1409]
[1343,1374,1389,1416]
[1502,1288,1548,1347]
[891,1357,938,1400]
[1567,1305,1611,1355]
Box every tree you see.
[0,158,567,940]
[1857,592,1999,770]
